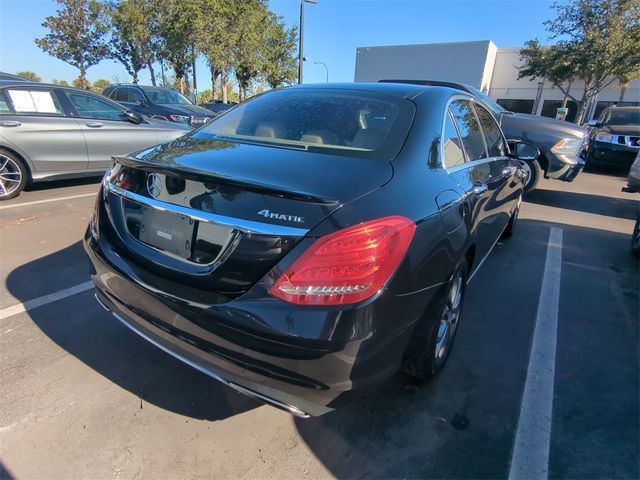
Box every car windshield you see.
[606,110,640,126]
[469,86,508,115]
[194,88,415,160]
[143,88,193,105]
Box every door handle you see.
[470,183,488,195]
[0,121,21,127]
[85,122,104,128]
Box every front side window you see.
[474,103,507,157]
[112,88,128,102]
[7,89,64,115]
[449,100,487,161]
[0,91,11,113]
[129,88,146,104]
[442,109,466,168]
[66,92,126,121]
[194,89,415,160]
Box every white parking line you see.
[0,281,94,320]
[508,227,563,480]
[0,192,97,210]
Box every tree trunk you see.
[619,83,627,103]
[562,80,573,108]
[132,70,139,84]
[147,61,156,86]
[221,69,228,103]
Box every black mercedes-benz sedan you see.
[84,83,534,417]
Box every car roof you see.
[287,82,468,100]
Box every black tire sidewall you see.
[0,149,28,200]
[523,160,541,193]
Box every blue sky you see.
[0,0,555,91]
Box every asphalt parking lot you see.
[1,171,638,479]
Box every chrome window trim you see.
[106,181,309,237]
[439,94,510,173]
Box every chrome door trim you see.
[106,181,309,237]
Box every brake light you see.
[269,216,416,306]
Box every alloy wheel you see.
[435,270,464,363]
[0,154,23,198]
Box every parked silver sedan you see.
[0,81,191,199]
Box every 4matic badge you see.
[257,209,305,224]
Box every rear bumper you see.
[84,230,422,417]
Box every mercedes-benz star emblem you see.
[146,173,162,198]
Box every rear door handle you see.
[85,122,104,128]
[0,121,21,127]
[470,183,488,195]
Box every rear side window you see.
[449,100,487,161]
[474,103,507,157]
[195,89,415,160]
[442,109,466,168]
[6,89,64,115]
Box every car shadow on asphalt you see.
[24,176,102,192]
[525,188,638,220]
[5,241,260,422]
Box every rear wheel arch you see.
[0,145,32,182]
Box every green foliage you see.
[35,0,110,84]
[519,0,640,122]
[108,0,158,83]
[91,78,112,93]
[262,14,297,89]
[72,76,91,89]
[197,89,213,103]
[51,79,69,86]
[16,71,41,82]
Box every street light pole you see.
[314,61,328,83]
[298,0,316,84]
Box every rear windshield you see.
[194,88,415,160]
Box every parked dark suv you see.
[102,84,216,128]
[381,80,588,192]
[200,99,238,116]
[586,106,640,170]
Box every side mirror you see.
[508,140,539,161]
[124,110,143,124]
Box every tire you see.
[403,262,469,381]
[501,192,522,239]
[0,149,28,200]
[522,160,541,194]
[632,218,640,257]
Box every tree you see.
[91,78,111,93]
[51,79,69,86]
[108,0,158,84]
[232,0,271,101]
[519,0,640,123]
[35,0,111,87]
[197,0,237,103]
[155,0,202,93]
[16,71,41,82]
[261,14,297,89]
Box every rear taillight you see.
[269,216,416,306]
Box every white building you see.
[354,40,639,122]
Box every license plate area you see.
[138,206,195,259]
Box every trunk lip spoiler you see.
[105,181,310,237]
